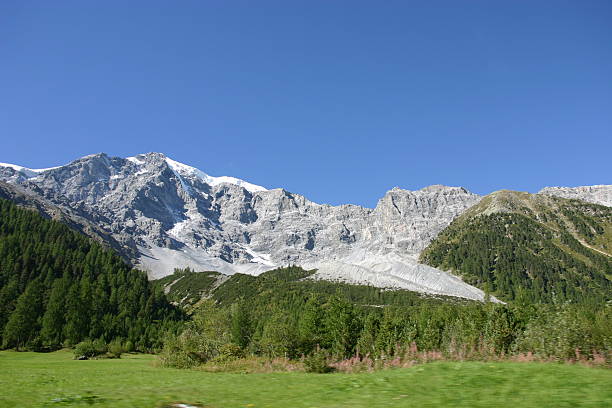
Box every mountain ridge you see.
[0,152,608,302]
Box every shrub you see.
[108,339,123,358]
[73,339,106,359]
[304,349,334,373]
[159,300,231,368]
[123,340,134,353]
[216,343,245,362]
[514,304,610,361]
[258,313,298,358]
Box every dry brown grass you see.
[197,356,304,373]
[188,342,610,374]
[329,343,610,373]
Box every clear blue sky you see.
[1,1,611,207]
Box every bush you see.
[304,349,334,373]
[159,300,231,368]
[73,339,107,359]
[258,313,298,358]
[216,343,245,362]
[123,340,134,353]
[158,331,199,369]
[514,303,610,360]
[108,339,123,358]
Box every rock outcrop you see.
[539,185,611,207]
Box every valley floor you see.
[0,351,610,408]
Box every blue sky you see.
[1,1,611,207]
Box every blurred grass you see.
[0,350,610,407]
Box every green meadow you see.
[0,351,610,408]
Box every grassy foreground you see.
[0,351,610,408]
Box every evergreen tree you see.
[230,300,251,349]
[2,279,44,349]
[259,312,297,358]
[40,278,68,348]
[324,294,360,358]
[298,295,325,353]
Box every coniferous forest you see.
[156,266,611,369]
[421,213,612,303]
[0,198,183,351]
[420,199,612,303]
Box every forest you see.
[0,198,183,351]
[157,267,611,369]
[421,208,612,303]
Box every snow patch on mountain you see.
[140,245,274,279]
[164,156,268,193]
[0,162,60,178]
[126,156,145,165]
[241,245,276,267]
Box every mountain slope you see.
[420,191,612,302]
[154,266,474,310]
[0,153,489,301]
[0,198,182,350]
[0,181,137,260]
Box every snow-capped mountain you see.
[6,152,589,302]
[0,162,61,182]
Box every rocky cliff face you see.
[539,185,611,207]
[0,153,488,300]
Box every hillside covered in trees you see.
[0,198,183,351]
[420,191,612,303]
[154,266,467,309]
[156,266,611,369]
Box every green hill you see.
[420,191,612,303]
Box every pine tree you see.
[230,300,251,349]
[324,294,359,358]
[298,294,324,353]
[0,277,20,338]
[40,278,68,348]
[2,279,44,349]
[259,311,297,358]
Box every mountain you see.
[0,153,489,301]
[539,185,612,207]
[420,190,612,302]
[2,152,608,302]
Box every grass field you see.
[0,351,610,408]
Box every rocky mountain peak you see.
[419,184,470,194]
[539,185,611,207]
